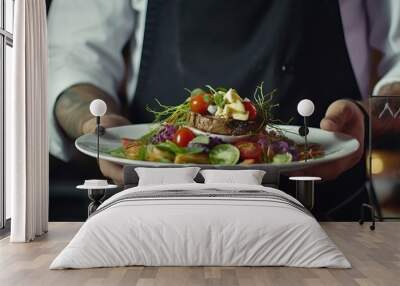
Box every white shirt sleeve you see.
[48,0,135,161]
[367,0,400,95]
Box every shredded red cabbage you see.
[151,124,177,144]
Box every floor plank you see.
[0,222,399,286]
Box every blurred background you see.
[368,96,400,218]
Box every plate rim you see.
[75,124,360,169]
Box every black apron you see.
[129,0,367,220]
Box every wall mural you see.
[46,0,400,222]
[378,102,400,119]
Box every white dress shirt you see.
[48,0,400,161]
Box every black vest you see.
[129,0,367,220]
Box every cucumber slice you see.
[209,144,240,165]
[272,152,293,164]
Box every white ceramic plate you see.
[75,124,360,172]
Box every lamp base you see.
[87,189,106,216]
[295,181,315,210]
[289,176,321,210]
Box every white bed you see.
[50,183,350,269]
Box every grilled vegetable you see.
[122,140,145,160]
[145,145,175,163]
[174,153,210,164]
[239,159,256,165]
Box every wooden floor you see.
[0,222,399,286]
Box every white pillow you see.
[200,169,266,185]
[135,167,201,186]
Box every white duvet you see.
[50,183,350,269]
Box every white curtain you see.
[7,0,49,242]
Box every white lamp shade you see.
[90,99,107,117]
[297,99,315,117]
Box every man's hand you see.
[81,114,131,135]
[378,82,400,96]
[81,114,131,185]
[55,84,131,185]
[290,99,365,180]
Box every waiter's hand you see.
[82,114,131,185]
[290,99,365,180]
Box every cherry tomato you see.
[173,128,196,147]
[190,94,210,114]
[234,141,262,161]
[243,101,257,120]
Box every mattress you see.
[50,183,350,269]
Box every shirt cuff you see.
[373,58,400,96]
[372,76,400,96]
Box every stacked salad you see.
[109,85,323,165]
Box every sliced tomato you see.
[190,94,210,114]
[243,101,257,120]
[173,128,196,147]
[234,141,262,161]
